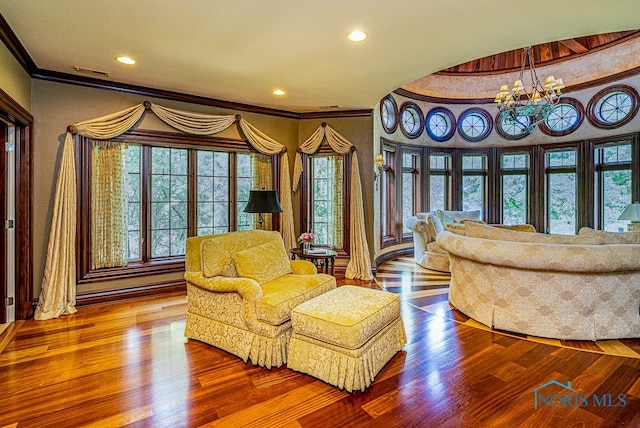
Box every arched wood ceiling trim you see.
[436,31,640,76]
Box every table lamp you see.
[244,190,283,229]
[617,202,640,231]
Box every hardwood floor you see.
[1,260,639,427]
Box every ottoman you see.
[287,285,406,392]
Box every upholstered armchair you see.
[184,230,336,368]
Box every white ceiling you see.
[2,1,640,113]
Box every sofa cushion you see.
[257,274,336,325]
[445,223,467,235]
[232,240,292,285]
[201,238,239,278]
[465,221,605,244]
[493,224,536,233]
[427,213,445,238]
[200,230,283,278]
[579,227,640,244]
[426,241,448,254]
[437,209,481,226]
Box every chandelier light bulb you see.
[495,47,564,133]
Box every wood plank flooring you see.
[0,259,639,427]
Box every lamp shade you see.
[244,190,283,214]
[618,202,640,221]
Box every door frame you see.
[1,122,6,323]
[0,89,34,320]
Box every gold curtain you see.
[34,133,78,320]
[91,141,128,269]
[327,156,343,249]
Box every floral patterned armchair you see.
[184,230,336,368]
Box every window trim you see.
[380,94,399,134]
[298,147,351,257]
[425,107,456,142]
[590,134,638,230]
[77,129,278,283]
[587,84,640,129]
[496,149,532,225]
[495,112,532,141]
[538,97,585,137]
[398,102,424,139]
[457,108,493,143]
[381,143,397,248]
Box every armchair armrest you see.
[184,271,262,301]
[290,259,317,275]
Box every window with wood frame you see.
[499,152,530,225]
[593,140,634,231]
[544,147,578,234]
[428,151,451,212]
[461,153,488,218]
[78,130,277,282]
[299,149,351,254]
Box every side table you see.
[290,248,337,276]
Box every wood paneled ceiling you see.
[438,31,640,75]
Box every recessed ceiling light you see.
[347,30,367,42]
[116,56,136,65]
[273,89,286,96]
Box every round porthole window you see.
[425,107,456,142]
[495,113,531,140]
[457,108,492,142]
[399,102,424,139]
[587,85,639,129]
[380,95,398,133]
[539,98,584,136]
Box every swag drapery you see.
[293,123,373,280]
[35,102,296,320]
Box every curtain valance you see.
[35,101,296,320]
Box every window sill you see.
[78,259,185,284]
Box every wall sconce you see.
[374,154,384,189]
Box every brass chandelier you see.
[494,47,565,133]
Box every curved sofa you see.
[436,223,640,341]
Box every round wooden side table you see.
[290,248,337,276]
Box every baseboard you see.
[75,280,186,307]
[374,248,413,270]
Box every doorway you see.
[1,122,16,323]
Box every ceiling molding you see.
[0,13,37,74]
[32,68,372,119]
